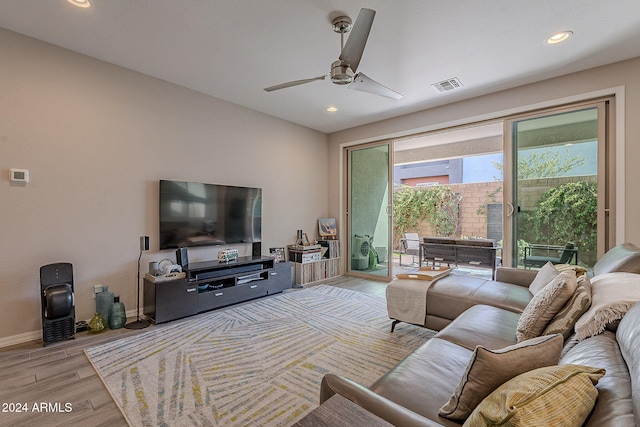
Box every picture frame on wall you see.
[318,218,337,239]
[269,247,285,262]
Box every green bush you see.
[527,181,597,260]
[393,185,461,243]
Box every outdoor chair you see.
[399,232,421,266]
[523,241,578,269]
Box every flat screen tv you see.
[159,180,262,250]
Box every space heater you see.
[352,235,370,270]
[40,263,75,346]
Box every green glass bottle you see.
[88,312,106,333]
[108,296,126,329]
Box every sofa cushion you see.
[592,242,640,277]
[528,261,559,295]
[439,334,563,420]
[560,331,634,427]
[434,304,520,351]
[464,364,605,427]
[516,270,578,342]
[616,301,640,427]
[543,274,592,340]
[369,337,472,426]
[424,275,530,330]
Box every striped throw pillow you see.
[463,364,605,427]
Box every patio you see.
[391,252,495,280]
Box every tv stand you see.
[144,257,291,323]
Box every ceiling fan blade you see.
[264,75,326,92]
[339,8,375,73]
[348,73,403,100]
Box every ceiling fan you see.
[263,8,403,100]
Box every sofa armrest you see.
[495,267,537,287]
[320,374,443,427]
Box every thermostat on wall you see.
[10,168,29,183]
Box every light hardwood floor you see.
[0,276,387,427]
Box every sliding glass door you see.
[504,100,613,269]
[345,142,393,281]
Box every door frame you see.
[336,86,625,278]
[344,139,394,281]
[502,97,615,267]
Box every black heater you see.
[40,263,75,346]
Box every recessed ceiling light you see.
[547,31,572,44]
[326,106,338,112]
[67,0,91,8]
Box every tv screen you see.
[159,180,262,250]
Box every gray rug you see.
[85,284,433,426]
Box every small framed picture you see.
[318,218,337,239]
[269,247,286,262]
[301,233,311,246]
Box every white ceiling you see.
[1,0,640,134]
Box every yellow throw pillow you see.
[554,263,588,277]
[463,364,605,427]
[439,334,563,420]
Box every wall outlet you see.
[93,285,105,298]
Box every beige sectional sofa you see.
[320,243,640,426]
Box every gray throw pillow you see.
[528,261,559,295]
[517,270,578,342]
[439,334,563,420]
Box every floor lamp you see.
[125,236,151,329]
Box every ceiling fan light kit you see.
[264,8,402,100]
[331,60,354,85]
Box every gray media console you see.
[143,257,292,324]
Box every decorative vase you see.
[96,290,114,324]
[108,296,126,329]
[88,312,106,333]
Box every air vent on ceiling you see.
[431,77,463,92]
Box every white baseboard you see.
[0,309,145,349]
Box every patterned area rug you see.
[85,284,434,426]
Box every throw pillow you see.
[463,364,605,427]
[439,334,563,420]
[517,270,578,342]
[528,261,559,295]
[554,263,588,277]
[543,275,592,340]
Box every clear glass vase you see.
[108,296,126,329]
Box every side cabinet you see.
[144,278,198,323]
[268,261,292,294]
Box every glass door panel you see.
[346,143,392,280]
[506,105,606,269]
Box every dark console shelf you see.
[188,256,275,282]
[144,257,291,324]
